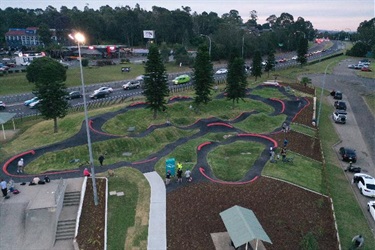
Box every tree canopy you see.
[193,44,214,106]
[26,57,69,133]
[143,44,169,119]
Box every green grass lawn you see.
[25,127,196,173]
[235,113,287,133]
[250,87,292,99]
[102,99,273,135]
[208,141,264,181]
[290,123,317,138]
[0,62,192,95]
[363,92,375,115]
[98,167,150,250]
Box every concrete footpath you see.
[144,171,167,250]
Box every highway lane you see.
[1,40,342,117]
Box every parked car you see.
[90,90,110,99]
[347,64,356,69]
[353,173,375,197]
[123,80,141,90]
[215,68,228,75]
[66,91,82,100]
[24,97,39,106]
[29,100,41,109]
[332,110,347,124]
[0,101,6,110]
[94,86,113,93]
[339,147,357,163]
[21,61,30,66]
[172,74,191,85]
[334,101,347,110]
[361,67,372,72]
[367,201,375,222]
[333,91,342,100]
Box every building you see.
[5,27,57,49]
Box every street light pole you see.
[241,35,245,59]
[317,61,335,126]
[69,32,98,206]
[200,34,211,58]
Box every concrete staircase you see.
[55,191,81,241]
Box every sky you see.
[0,0,374,31]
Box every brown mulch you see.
[283,81,316,96]
[167,177,338,249]
[76,178,106,250]
[269,130,322,162]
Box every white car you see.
[353,173,375,197]
[94,87,113,93]
[291,56,298,60]
[367,201,375,222]
[332,110,347,124]
[123,80,141,90]
[215,68,228,75]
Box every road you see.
[309,59,375,235]
[1,40,343,118]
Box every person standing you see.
[185,169,192,182]
[17,158,24,174]
[165,170,171,185]
[1,179,8,197]
[281,147,287,161]
[283,138,289,147]
[98,155,105,166]
[177,168,183,183]
[177,162,183,170]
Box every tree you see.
[300,76,311,87]
[143,44,170,119]
[193,44,214,106]
[264,50,276,77]
[38,23,52,46]
[26,57,69,133]
[296,37,308,66]
[251,50,262,80]
[226,57,247,106]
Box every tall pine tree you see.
[226,57,247,107]
[143,44,169,119]
[251,50,262,80]
[296,37,308,66]
[193,44,214,106]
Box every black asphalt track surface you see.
[1,84,308,192]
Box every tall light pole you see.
[69,32,98,206]
[317,61,335,126]
[241,34,245,59]
[200,34,211,58]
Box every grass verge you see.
[208,141,264,181]
[98,167,150,250]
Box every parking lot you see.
[310,58,375,234]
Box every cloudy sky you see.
[1,0,374,31]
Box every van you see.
[172,74,191,85]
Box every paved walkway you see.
[144,172,166,250]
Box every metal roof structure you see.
[220,205,272,249]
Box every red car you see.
[361,67,372,72]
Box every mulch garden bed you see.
[167,177,338,249]
[76,178,106,250]
[268,130,322,162]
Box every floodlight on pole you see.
[69,31,98,206]
[200,34,211,58]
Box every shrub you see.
[81,58,89,67]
